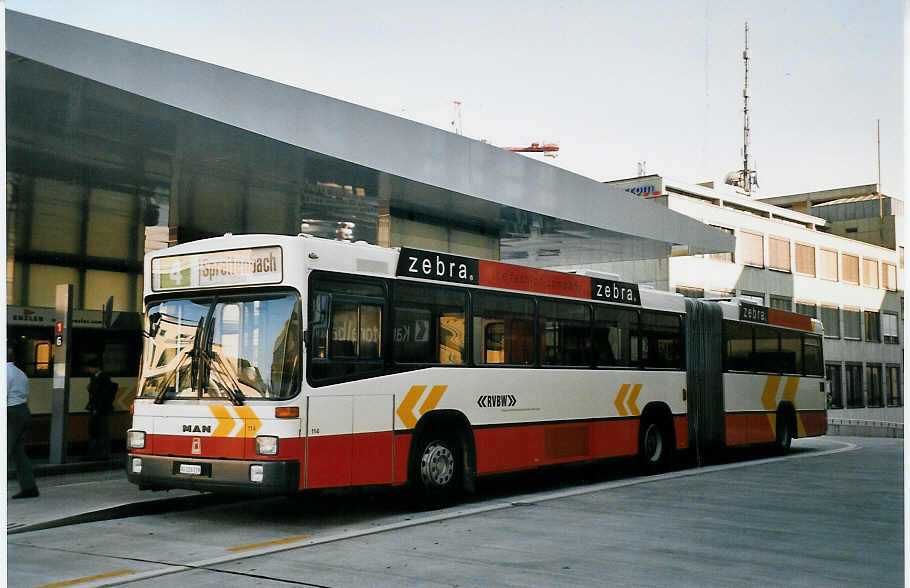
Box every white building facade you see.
[563,175,903,424]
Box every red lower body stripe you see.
[139,411,825,490]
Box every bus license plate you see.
[179,464,202,475]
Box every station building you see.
[4,11,733,448]
[562,176,904,424]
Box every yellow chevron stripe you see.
[209,405,235,437]
[418,385,447,415]
[614,384,630,417]
[234,406,262,438]
[396,385,425,429]
[627,384,642,416]
[761,375,782,437]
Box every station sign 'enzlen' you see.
[396,247,641,306]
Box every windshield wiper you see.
[154,317,204,404]
[207,350,245,406]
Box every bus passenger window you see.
[639,311,684,369]
[803,334,823,376]
[484,322,504,363]
[779,330,802,374]
[310,293,330,359]
[724,321,753,372]
[540,300,591,366]
[753,326,780,373]
[34,342,52,376]
[392,283,466,364]
[308,274,386,384]
[472,292,534,365]
[594,306,636,367]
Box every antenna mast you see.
[742,21,754,195]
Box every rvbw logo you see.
[477,394,517,408]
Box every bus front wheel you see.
[412,433,462,506]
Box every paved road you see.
[6,436,903,587]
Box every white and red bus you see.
[126,234,827,499]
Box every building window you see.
[708,227,735,263]
[676,286,704,298]
[819,249,838,281]
[826,363,843,409]
[841,254,859,284]
[769,296,792,311]
[768,236,791,272]
[845,363,863,407]
[794,243,816,276]
[861,258,879,288]
[863,311,880,342]
[865,364,883,407]
[900,246,904,269]
[739,291,764,305]
[842,308,861,339]
[820,305,840,338]
[795,302,817,318]
[882,312,899,344]
[883,262,897,291]
[740,231,764,267]
[886,365,902,406]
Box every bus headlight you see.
[127,430,146,449]
[255,435,278,456]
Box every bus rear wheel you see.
[775,411,793,454]
[639,417,672,474]
[412,433,462,507]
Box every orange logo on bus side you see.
[397,385,447,429]
[614,383,641,417]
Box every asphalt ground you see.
[5,436,904,587]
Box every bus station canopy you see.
[6,10,734,267]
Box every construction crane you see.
[502,142,559,157]
[450,100,559,157]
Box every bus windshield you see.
[138,292,300,401]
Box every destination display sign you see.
[590,278,641,306]
[739,302,769,323]
[151,246,283,291]
[396,248,479,285]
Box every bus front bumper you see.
[126,454,299,495]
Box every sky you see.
[7,0,905,198]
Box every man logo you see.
[192,437,201,455]
[182,424,212,433]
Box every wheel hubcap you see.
[420,442,455,487]
[645,424,663,463]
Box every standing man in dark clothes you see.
[7,346,39,498]
[86,356,116,460]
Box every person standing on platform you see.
[86,356,116,460]
[7,346,39,499]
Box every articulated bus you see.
[8,307,141,454]
[126,234,827,499]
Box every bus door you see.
[305,394,394,489]
[684,299,725,462]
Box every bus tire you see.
[412,431,462,507]
[775,409,793,454]
[638,415,672,474]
